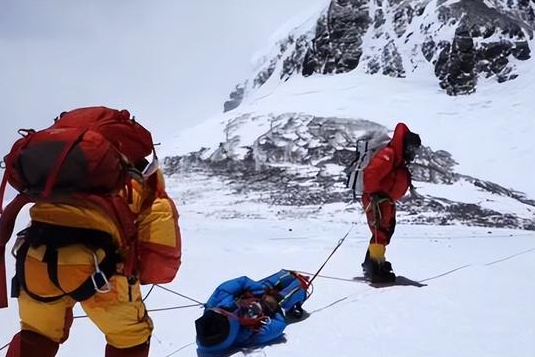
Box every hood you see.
[390,122,410,166]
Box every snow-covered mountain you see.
[224,0,534,111]
[166,113,534,229]
[2,3,535,357]
[165,0,535,231]
[166,0,535,230]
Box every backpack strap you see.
[81,194,138,278]
[11,223,119,304]
[13,241,64,303]
[0,169,8,214]
[0,194,33,308]
[0,246,6,308]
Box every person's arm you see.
[251,313,286,345]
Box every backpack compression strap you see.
[42,129,87,198]
[0,194,32,308]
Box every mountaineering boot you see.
[6,330,60,357]
[370,261,396,284]
[105,341,150,357]
[290,303,304,318]
[361,244,396,284]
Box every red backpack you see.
[0,106,160,308]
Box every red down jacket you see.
[363,122,413,201]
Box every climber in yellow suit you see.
[7,169,182,357]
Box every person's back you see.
[1,107,182,357]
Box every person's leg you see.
[81,275,152,357]
[6,292,75,357]
[362,196,396,282]
[104,341,151,357]
[6,331,60,357]
[364,197,395,247]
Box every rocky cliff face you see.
[224,0,534,110]
[165,113,535,230]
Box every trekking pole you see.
[306,224,355,288]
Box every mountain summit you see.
[225,0,534,111]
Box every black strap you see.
[12,223,119,303]
[43,247,64,293]
[69,252,116,301]
[27,221,116,251]
[14,242,65,302]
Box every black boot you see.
[361,250,396,283]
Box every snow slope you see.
[171,55,535,199]
[2,175,534,357]
[2,2,535,356]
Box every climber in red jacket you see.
[361,122,421,283]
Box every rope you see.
[162,342,196,357]
[485,246,535,266]
[155,284,205,305]
[294,270,356,283]
[148,304,203,312]
[142,284,156,302]
[74,302,203,319]
[73,285,204,319]
[306,225,354,287]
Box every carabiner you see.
[91,252,111,293]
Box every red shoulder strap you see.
[80,194,138,277]
[0,194,32,308]
[0,170,8,215]
[212,307,264,331]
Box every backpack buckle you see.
[11,229,29,258]
[91,252,111,293]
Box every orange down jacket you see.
[26,170,181,287]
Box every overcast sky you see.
[0,0,327,156]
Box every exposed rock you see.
[225,0,535,105]
[223,82,247,112]
[165,113,535,230]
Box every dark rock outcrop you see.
[222,0,534,109]
[165,113,535,230]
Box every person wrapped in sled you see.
[195,270,309,354]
